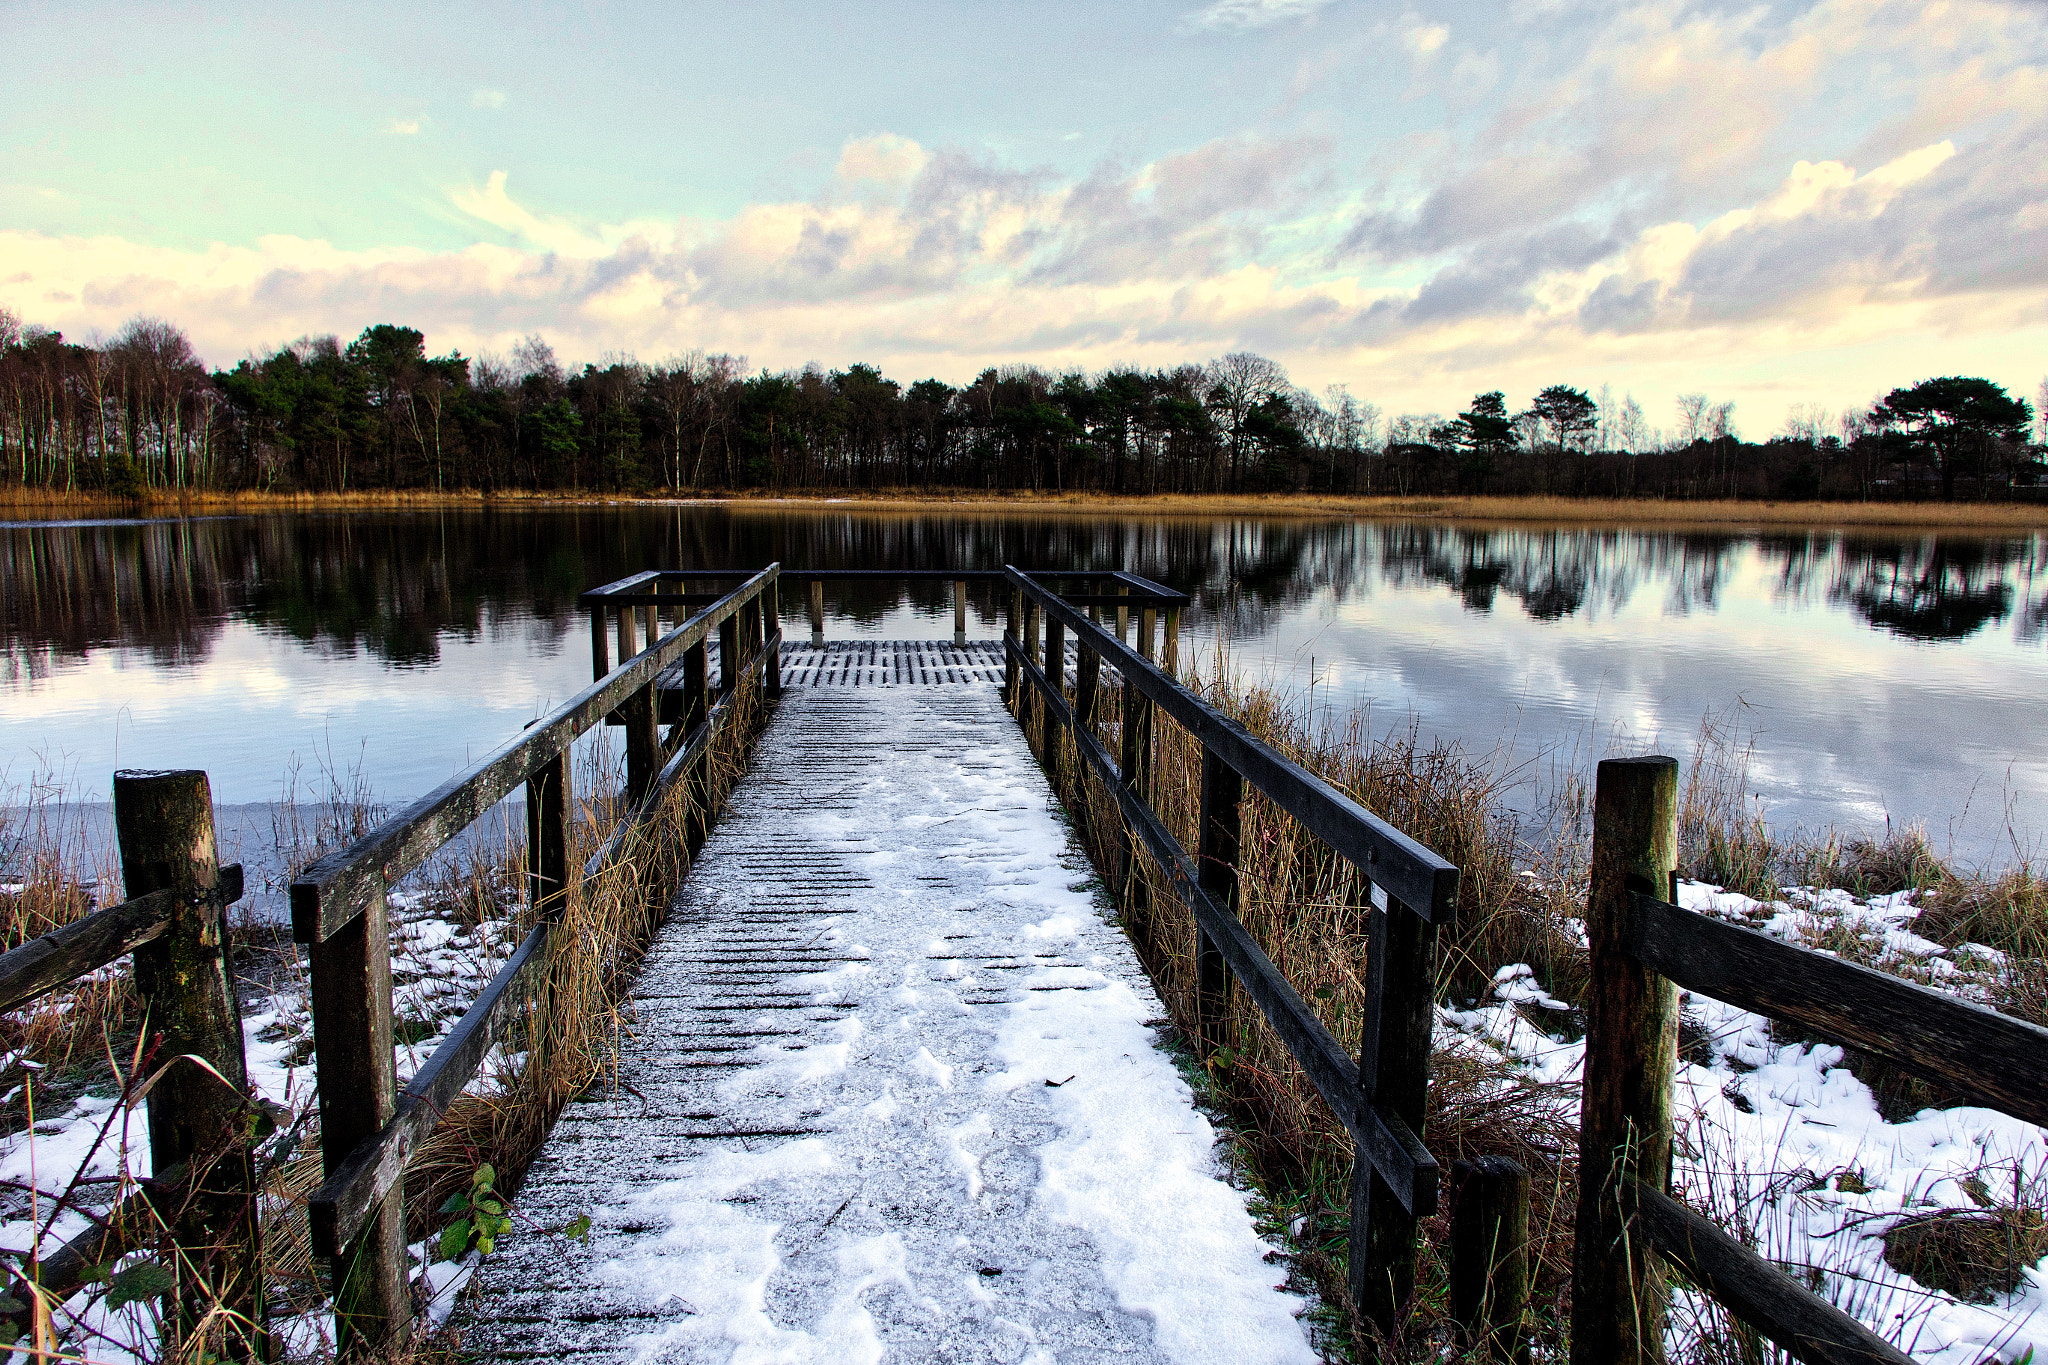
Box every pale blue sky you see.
[5,0,2044,431]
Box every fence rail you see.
[999,564,1459,1335]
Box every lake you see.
[4,504,2044,868]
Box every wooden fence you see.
[1000,565,1464,1338]
[0,774,261,1357]
[288,564,783,1358]
[1577,756,2048,1365]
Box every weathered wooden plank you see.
[1355,891,1440,1334]
[1009,568,1458,922]
[1574,756,1681,1365]
[1627,1182,1914,1365]
[1011,641,1436,1214]
[578,569,663,600]
[0,887,173,1013]
[1624,889,2048,1129]
[293,567,778,944]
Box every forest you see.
[2,310,2041,502]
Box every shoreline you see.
[3,486,2046,530]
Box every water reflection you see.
[3,509,2045,857]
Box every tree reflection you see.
[1831,539,2024,642]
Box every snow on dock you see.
[460,670,1315,1364]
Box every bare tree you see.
[1675,392,1710,445]
[1203,352,1289,491]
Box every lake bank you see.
[6,485,2047,531]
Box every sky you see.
[3,0,2044,437]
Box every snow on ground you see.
[462,685,1315,1364]
[1442,879,2048,1363]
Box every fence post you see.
[1043,610,1066,788]
[683,639,710,851]
[624,674,659,805]
[527,752,571,922]
[1024,596,1042,748]
[1118,650,1154,922]
[1353,898,1438,1340]
[589,603,610,680]
[1452,1157,1531,1363]
[764,576,783,697]
[809,579,825,647]
[1195,747,1240,1053]
[1163,603,1181,676]
[307,891,408,1359]
[720,612,740,700]
[1572,756,1680,1365]
[1006,583,1023,710]
[113,770,265,1360]
[616,598,636,667]
[953,579,967,646]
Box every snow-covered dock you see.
[459,662,1315,1363]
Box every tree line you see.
[2,310,2040,501]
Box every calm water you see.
[4,505,2044,866]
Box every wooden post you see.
[590,604,610,680]
[624,678,659,804]
[953,579,968,646]
[1195,747,1240,1054]
[809,578,825,648]
[720,613,740,712]
[1005,584,1023,710]
[1075,641,1100,738]
[1023,597,1043,749]
[764,577,783,697]
[1353,898,1438,1339]
[1118,656,1153,920]
[1573,756,1680,1365]
[1452,1157,1532,1364]
[307,892,407,1358]
[616,599,636,666]
[683,639,710,850]
[1043,612,1065,787]
[1116,586,1129,644]
[113,770,265,1360]
[527,752,571,922]
[1163,604,1181,676]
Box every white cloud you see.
[1184,0,1337,31]
[471,89,507,110]
[386,117,424,136]
[1402,21,1449,55]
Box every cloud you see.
[1184,0,1338,31]
[386,117,424,136]
[472,89,507,110]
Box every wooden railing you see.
[0,773,260,1356]
[290,565,783,1358]
[1576,757,2048,1365]
[1000,565,1462,1338]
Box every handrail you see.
[1007,639,1437,1213]
[1006,566,1456,919]
[306,627,780,1255]
[586,568,1190,606]
[291,567,779,944]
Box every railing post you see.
[1353,896,1438,1340]
[1118,648,1153,921]
[1023,595,1042,748]
[1005,583,1023,710]
[1163,603,1181,675]
[683,638,710,850]
[590,602,610,680]
[624,675,659,804]
[527,751,571,921]
[809,578,825,647]
[616,597,636,666]
[1043,608,1065,788]
[764,575,783,697]
[1195,747,1240,1054]
[113,770,265,1361]
[1573,757,1680,1365]
[1452,1157,1532,1364]
[953,579,967,646]
[1116,585,1130,643]
[308,886,408,1359]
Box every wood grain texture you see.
[1623,890,2048,1129]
